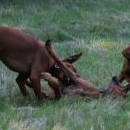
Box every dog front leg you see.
[16,74,29,96]
[41,72,61,99]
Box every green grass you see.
[1,0,130,129]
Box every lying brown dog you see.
[44,41,130,99]
[0,27,82,100]
[41,72,100,98]
[41,73,130,99]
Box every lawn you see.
[0,0,130,130]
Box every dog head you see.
[47,40,82,85]
[122,46,130,60]
[49,54,82,85]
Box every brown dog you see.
[41,73,130,99]
[41,72,101,98]
[44,41,130,99]
[117,46,130,83]
[0,27,82,100]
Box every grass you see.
[1,0,130,129]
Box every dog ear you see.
[62,52,82,63]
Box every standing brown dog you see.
[0,27,82,100]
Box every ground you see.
[0,0,130,130]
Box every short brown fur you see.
[0,27,81,100]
